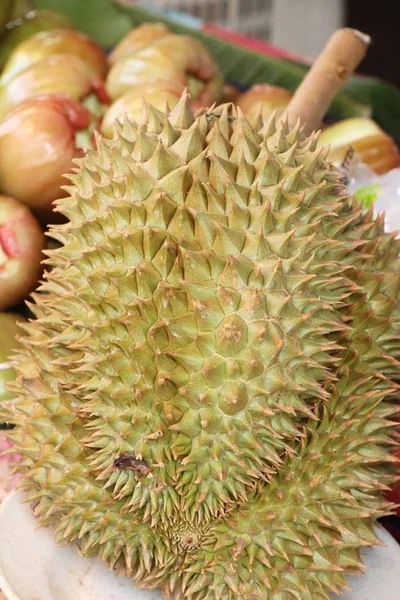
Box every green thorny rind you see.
[2,96,400,600]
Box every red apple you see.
[106,34,222,109]
[0,29,109,87]
[0,53,101,121]
[0,195,45,310]
[0,94,91,222]
[237,84,293,121]
[0,9,74,70]
[101,79,185,138]
[108,23,171,65]
[221,83,241,104]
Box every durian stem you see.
[283,28,371,136]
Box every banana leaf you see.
[35,0,132,47]
[342,77,400,139]
[0,0,13,34]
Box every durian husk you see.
[101,80,185,138]
[2,96,400,600]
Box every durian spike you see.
[283,28,371,136]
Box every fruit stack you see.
[0,2,400,599]
[0,7,398,322]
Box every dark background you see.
[346,0,400,543]
[346,0,400,87]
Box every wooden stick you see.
[283,28,371,136]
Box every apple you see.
[101,79,185,138]
[109,22,171,65]
[237,84,293,122]
[0,9,73,69]
[0,95,91,223]
[0,53,103,121]
[106,34,222,109]
[0,195,44,310]
[318,117,400,175]
[0,29,109,87]
[221,83,241,104]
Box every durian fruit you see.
[2,95,400,600]
[101,80,185,138]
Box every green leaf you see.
[354,184,382,208]
[10,1,35,19]
[343,76,400,139]
[34,0,132,47]
[0,0,13,33]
